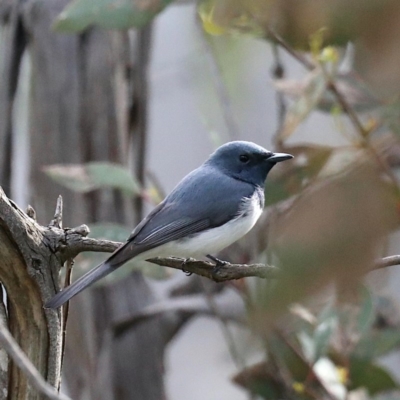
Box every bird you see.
[45,141,293,308]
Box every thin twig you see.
[49,195,63,229]
[147,257,279,282]
[325,78,400,188]
[26,205,36,221]
[267,29,315,71]
[61,227,400,280]
[0,318,71,400]
[375,255,400,270]
[63,236,121,258]
[270,41,287,148]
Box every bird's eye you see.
[239,154,250,163]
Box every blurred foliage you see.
[235,293,400,399]
[45,0,400,398]
[198,0,400,96]
[54,0,176,32]
[265,144,333,206]
[197,2,400,398]
[277,68,328,141]
[274,72,382,114]
[43,162,141,196]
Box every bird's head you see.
[206,141,293,186]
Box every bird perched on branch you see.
[46,141,293,308]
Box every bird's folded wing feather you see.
[108,167,255,265]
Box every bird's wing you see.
[45,167,255,308]
[45,209,214,309]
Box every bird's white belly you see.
[138,193,263,260]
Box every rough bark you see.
[0,187,64,399]
[0,291,9,400]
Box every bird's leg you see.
[206,254,229,276]
[181,257,195,276]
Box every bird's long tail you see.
[45,241,136,309]
[45,261,117,309]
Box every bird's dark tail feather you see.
[44,240,138,309]
[45,261,117,309]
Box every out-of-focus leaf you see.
[313,312,337,361]
[198,0,400,54]
[251,163,400,330]
[297,331,316,362]
[198,0,265,38]
[274,72,381,113]
[349,358,398,395]
[278,69,327,141]
[318,148,364,178]
[269,334,310,382]
[265,144,334,206]
[354,329,400,360]
[357,287,375,335]
[54,0,175,32]
[297,305,337,363]
[43,162,141,196]
[233,362,289,399]
[198,2,228,36]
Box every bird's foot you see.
[206,254,229,275]
[181,257,195,276]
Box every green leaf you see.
[43,162,141,197]
[350,358,398,395]
[297,331,316,362]
[269,334,310,382]
[357,286,375,335]
[54,0,175,32]
[355,329,400,360]
[313,313,337,361]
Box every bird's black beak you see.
[267,152,294,163]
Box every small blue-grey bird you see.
[46,141,293,308]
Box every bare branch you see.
[0,318,71,400]
[270,40,287,147]
[146,257,279,281]
[62,237,119,256]
[267,29,315,71]
[49,195,63,228]
[60,228,400,281]
[325,77,400,187]
[26,205,36,221]
[375,255,400,270]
